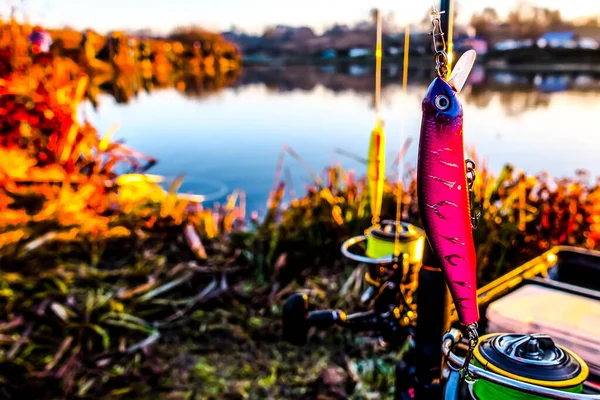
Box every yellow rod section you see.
[375,8,382,118]
[368,8,385,226]
[402,25,410,92]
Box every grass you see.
[1,20,600,399]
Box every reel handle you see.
[282,293,380,345]
[282,294,344,345]
[309,310,346,329]
[282,293,310,345]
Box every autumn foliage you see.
[0,21,250,399]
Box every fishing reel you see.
[283,221,425,347]
[342,220,426,315]
[442,329,599,400]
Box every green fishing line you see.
[472,359,584,400]
[364,222,424,263]
[472,380,583,400]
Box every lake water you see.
[81,65,600,215]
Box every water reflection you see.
[88,63,600,118]
[86,68,242,105]
[84,64,600,214]
[239,65,600,118]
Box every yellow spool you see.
[365,221,425,265]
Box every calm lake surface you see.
[81,65,600,214]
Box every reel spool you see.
[342,220,425,305]
[342,220,425,265]
[342,220,425,279]
[471,333,589,400]
[443,329,596,400]
[366,220,425,263]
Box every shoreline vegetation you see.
[2,20,243,106]
[1,19,600,400]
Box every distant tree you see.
[167,26,238,57]
[324,24,350,37]
[542,9,564,30]
[471,1,572,40]
[507,1,570,39]
[169,26,222,45]
[262,25,278,39]
[383,11,399,33]
[370,8,379,24]
[453,0,463,27]
[578,16,600,28]
[134,28,155,38]
[367,8,398,33]
[420,10,433,31]
[470,7,500,38]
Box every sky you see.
[4,0,600,35]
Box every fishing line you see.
[374,8,382,122]
[446,0,456,77]
[157,176,230,203]
[393,24,410,259]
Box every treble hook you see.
[461,322,479,381]
[465,159,480,230]
[465,159,476,190]
[471,212,481,230]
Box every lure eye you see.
[434,95,450,111]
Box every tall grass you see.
[0,22,249,398]
[256,145,600,288]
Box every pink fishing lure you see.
[416,76,479,326]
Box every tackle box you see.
[450,246,600,381]
[485,283,600,377]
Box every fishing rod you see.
[392,19,411,269]
[439,0,455,76]
[368,7,385,226]
[282,8,425,352]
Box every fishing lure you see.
[416,50,479,327]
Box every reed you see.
[258,145,599,291]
